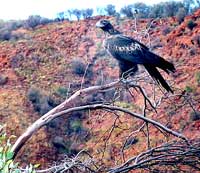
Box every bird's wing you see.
[118,35,149,50]
[105,34,162,65]
[105,34,146,62]
[105,34,175,72]
[104,34,175,93]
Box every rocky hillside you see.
[0,10,199,170]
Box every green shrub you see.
[39,97,54,115]
[187,20,197,30]
[24,15,52,29]
[0,20,24,41]
[85,64,94,80]
[190,111,200,121]
[71,59,86,76]
[185,85,193,93]
[196,72,200,85]
[70,119,82,133]
[0,29,11,41]
[66,111,87,135]
[27,87,41,103]
[56,86,68,98]
[71,59,93,79]
[0,125,37,173]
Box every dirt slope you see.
[0,10,199,170]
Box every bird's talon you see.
[120,78,127,84]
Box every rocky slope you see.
[0,10,199,170]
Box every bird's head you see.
[96,19,114,33]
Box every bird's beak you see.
[96,21,104,28]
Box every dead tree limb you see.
[11,103,188,159]
[109,140,200,173]
[11,80,121,158]
[11,79,188,161]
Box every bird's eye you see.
[102,20,108,24]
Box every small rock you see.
[0,75,8,85]
[124,137,139,149]
[52,136,66,150]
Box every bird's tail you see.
[147,52,176,74]
[158,59,175,74]
[144,64,173,93]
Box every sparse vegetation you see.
[0,3,200,173]
[0,16,52,41]
[56,86,68,98]
[195,72,200,85]
[10,54,24,68]
[185,85,194,93]
[0,125,36,173]
[162,26,171,35]
[0,20,24,41]
[24,15,52,29]
[27,87,57,115]
[53,0,200,20]
[151,38,163,50]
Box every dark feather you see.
[118,60,138,78]
[143,51,176,74]
[144,64,173,93]
[96,20,176,93]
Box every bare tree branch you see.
[109,140,200,173]
[10,77,195,173]
[21,150,98,173]
[11,80,121,158]
[11,101,188,159]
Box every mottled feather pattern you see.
[104,39,142,53]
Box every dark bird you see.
[96,19,176,93]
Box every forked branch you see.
[109,140,200,173]
[11,80,188,158]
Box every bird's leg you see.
[120,72,132,87]
[119,70,128,84]
[120,67,138,83]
